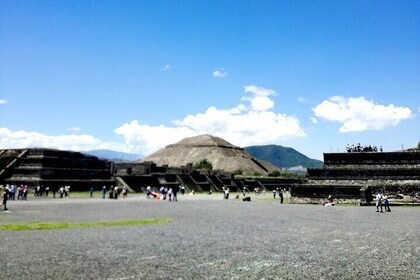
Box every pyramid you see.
[139,134,280,175]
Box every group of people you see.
[0,184,30,201]
[103,185,129,199]
[0,184,33,211]
[145,185,180,201]
[375,192,391,213]
[346,143,383,153]
[33,185,50,197]
[272,187,285,204]
[57,186,71,198]
[253,187,266,196]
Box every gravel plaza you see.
[0,194,419,280]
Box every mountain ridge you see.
[244,145,323,168]
[85,149,141,162]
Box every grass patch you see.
[0,218,171,231]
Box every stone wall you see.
[0,148,114,191]
[290,151,420,205]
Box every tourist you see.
[279,189,284,204]
[64,185,70,198]
[224,187,229,199]
[172,185,178,202]
[375,192,383,212]
[90,186,94,198]
[17,185,24,200]
[59,186,65,198]
[23,187,28,200]
[1,185,9,211]
[272,189,277,199]
[146,185,151,199]
[167,187,173,201]
[122,186,128,198]
[323,195,334,206]
[10,185,16,200]
[383,194,391,212]
[101,186,107,199]
[114,186,119,199]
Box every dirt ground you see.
[0,194,419,279]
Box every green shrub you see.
[193,159,213,170]
[233,169,243,175]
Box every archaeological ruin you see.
[0,135,303,193]
[0,148,115,191]
[3,137,419,205]
[290,150,420,205]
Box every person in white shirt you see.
[375,192,383,212]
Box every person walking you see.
[375,192,383,212]
[101,186,107,199]
[172,185,178,202]
[1,186,9,211]
[383,194,391,212]
[279,189,284,204]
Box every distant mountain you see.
[244,145,323,169]
[85,150,141,162]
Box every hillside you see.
[244,145,323,168]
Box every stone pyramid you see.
[139,134,279,175]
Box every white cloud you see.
[212,70,228,79]
[162,65,171,71]
[116,85,305,155]
[297,97,309,104]
[1,85,306,156]
[313,96,413,132]
[0,99,7,104]
[0,128,126,153]
[242,85,275,112]
[67,127,81,133]
[114,121,196,155]
[244,85,275,97]
[310,117,318,124]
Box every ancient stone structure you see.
[290,151,420,205]
[139,134,280,175]
[0,146,301,194]
[0,148,114,191]
[115,134,302,193]
[114,161,303,193]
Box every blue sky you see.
[1,1,419,160]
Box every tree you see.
[233,169,243,175]
[268,170,282,177]
[193,159,213,170]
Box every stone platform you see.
[290,151,420,205]
[0,148,114,191]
